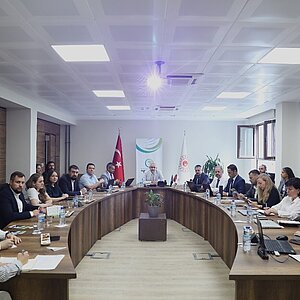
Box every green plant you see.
[145,190,163,207]
[203,154,223,179]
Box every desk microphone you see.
[257,246,269,260]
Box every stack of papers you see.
[0,255,64,271]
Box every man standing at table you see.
[143,162,164,183]
[0,171,39,229]
[223,164,246,196]
[79,163,104,190]
[59,165,86,196]
[210,165,228,194]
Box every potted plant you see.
[203,154,223,180]
[145,189,163,218]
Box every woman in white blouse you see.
[265,177,300,220]
[25,173,52,207]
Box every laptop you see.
[125,178,134,187]
[256,216,296,254]
[187,181,202,192]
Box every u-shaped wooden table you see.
[1,187,300,300]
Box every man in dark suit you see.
[224,164,246,196]
[0,171,39,229]
[192,165,210,186]
[239,169,260,201]
[58,165,86,196]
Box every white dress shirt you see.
[271,196,300,220]
[143,170,164,182]
[210,176,228,194]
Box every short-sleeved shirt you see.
[79,173,98,189]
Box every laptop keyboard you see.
[265,240,295,254]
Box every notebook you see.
[254,219,282,229]
[256,216,296,254]
[125,178,134,187]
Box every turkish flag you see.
[112,134,125,183]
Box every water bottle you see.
[183,182,187,192]
[108,185,113,194]
[88,189,93,201]
[59,207,66,226]
[121,182,126,190]
[243,226,252,252]
[230,199,236,217]
[216,192,221,205]
[73,194,79,208]
[205,189,210,200]
[37,213,45,231]
[247,202,253,223]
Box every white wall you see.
[70,119,249,182]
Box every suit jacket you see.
[0,183,37,229]
[224,175,246,195]
[192,173,210,186]
[58,174,81,196]
[245,185,257,201]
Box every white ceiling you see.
[1,0,300,120]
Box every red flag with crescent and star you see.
[112,133,125,183]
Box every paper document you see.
[0,255,64,270]
[47,247,67,252]
[289,254,300,262]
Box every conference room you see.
[1,1,300,299]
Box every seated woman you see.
[45,170,68,202]
[265,177,300,220]
[256,174,281,208]
[278,167,295,199]
[25,173,52,207]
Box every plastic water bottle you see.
[230,199,236,217]
[88,189,93,201]
[59,207,66,226]
[243,226,252,252]
[37,213,45,231]
[216,192,221,205]
[73,194,79,208]
[183,182,187,192]
[247,202,253,223]
[121,182,126,190]
[205,189,210,200]
[108,185,113,194]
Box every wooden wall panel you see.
[0,107,6,183]
[37,119,60,172]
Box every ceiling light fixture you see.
[51,44,110,62]
[106,105,131,110]
[258,48,300,64]
[147,60,165,92]
[93,90,125,98]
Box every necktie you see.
[216,178,220,188]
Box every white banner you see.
[177,133,191,185]
[136,138,163,183]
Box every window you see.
[237,120,276,160]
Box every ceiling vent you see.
[155,106,179,112]
[166,73,203,86]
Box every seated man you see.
[223,164,246,196]
[210,165,228,194]
[192,165,210,187]
[239,169,260,201]
[42,160,55,181]
[79,163,104,190]
[58,165,86,196]
[143,162,164,183]
[0,171,39,229]
[259,164,275,182]
[100,162,120,189]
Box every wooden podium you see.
[138,213,167,241]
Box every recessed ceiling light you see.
[93,90,125,97]
[258,48,300,64]
[106,106,131,111]
[202,106,226,111]
[217,92,250,99]
[51,45,110,62]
